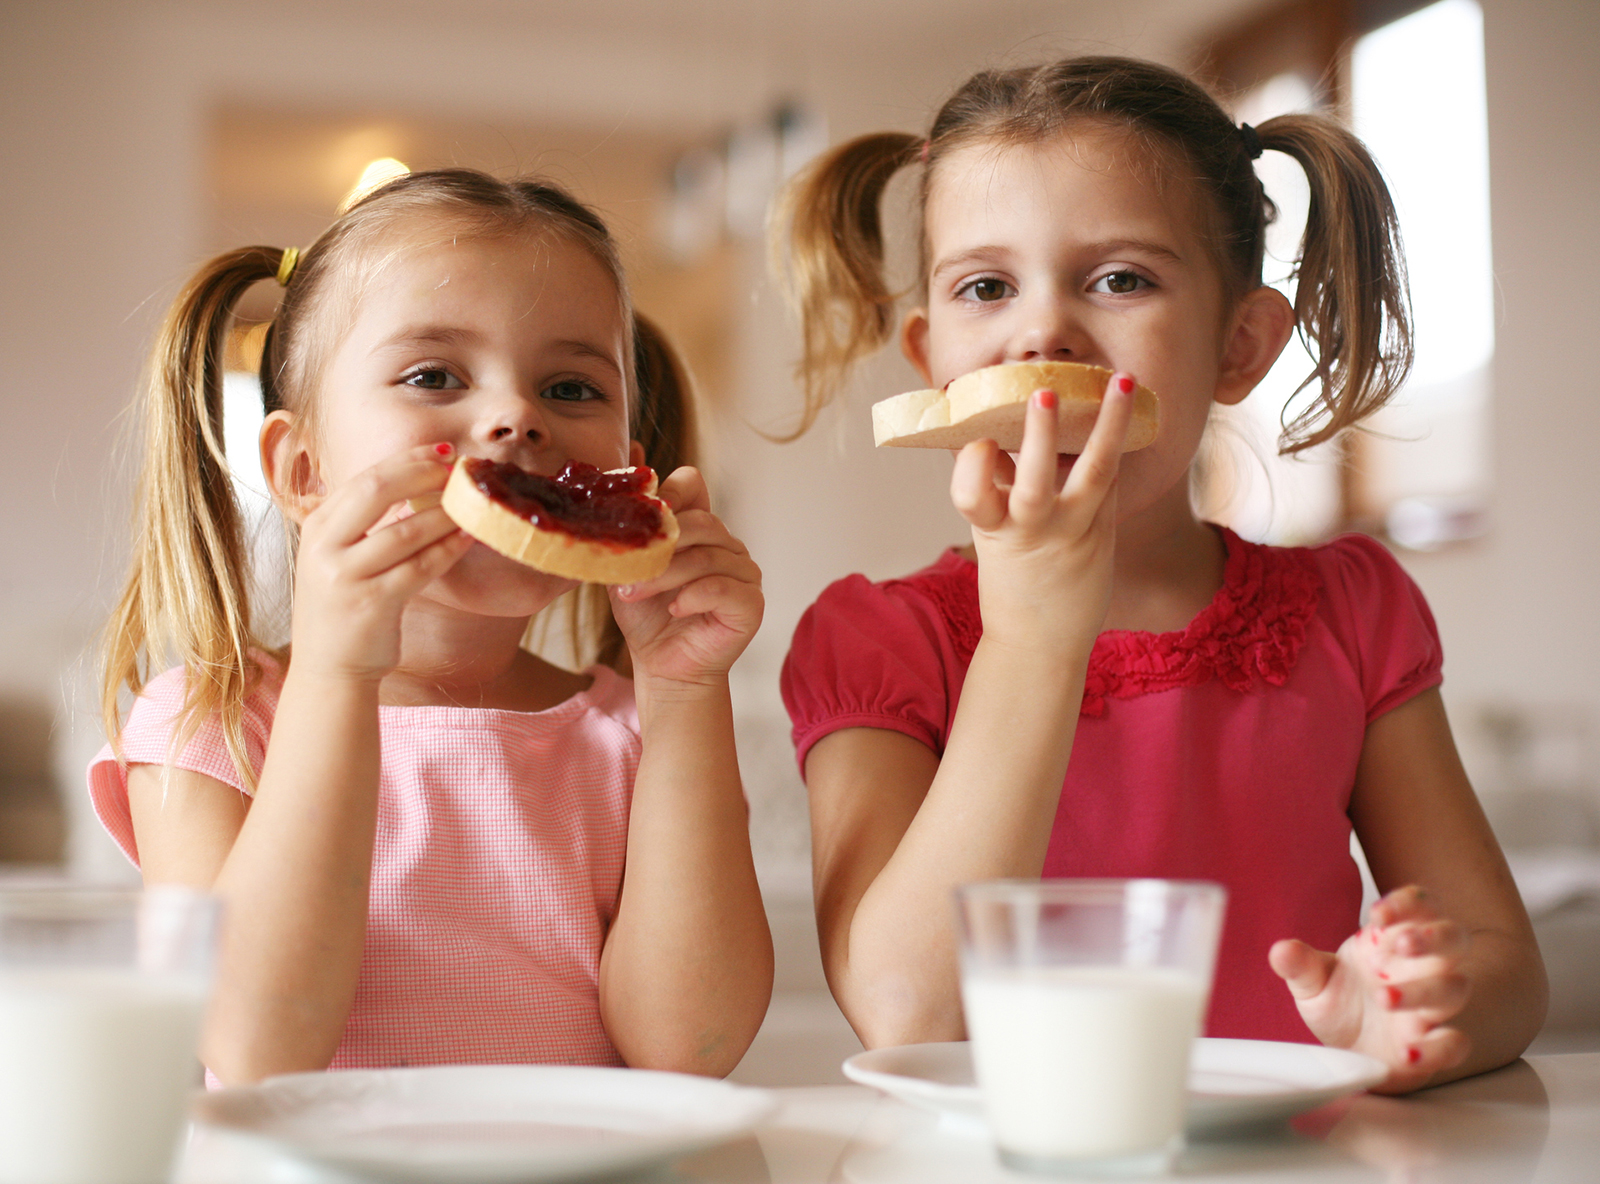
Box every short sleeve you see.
[86,664,277,866]
[1313,533,1444,722]
[780,573,960,773]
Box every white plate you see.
[843,1038,1385,1136]
[192,1064,778,1182]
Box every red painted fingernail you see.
[1034,389,1058,410]
[1116,375,1134,393]
[434,442,453,457]
[1407,1046,1422,1065]
[1385,986,1402,1009]
[1376,970,1390,981]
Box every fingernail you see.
[1034,389,1058,411]
[1406,1046,1422,1065]
[1385,986,1402,1009]
[616,585,634,599]
[1116,375,1134,394]
[1376,970,1390,981]
[434,442,453,457]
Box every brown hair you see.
[774,55,1412,451]
[102,168,698,787]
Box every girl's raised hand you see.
[1270,886,1473,1093]
[951,372,1135,655]
[609,466,763,690]
[288,443,472,684]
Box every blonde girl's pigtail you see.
[101,245,285,789]
[773,132,923,437]
[1255,115,1414,453]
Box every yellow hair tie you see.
[276,246,301,287]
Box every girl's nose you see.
[1011,296,1087,363]
[478,390,550,451]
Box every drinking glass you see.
[0,885,219,1184]
[956,879,1226,1176]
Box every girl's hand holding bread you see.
[281,442,470,684]
[953,371,1135,660]
[610,466,763,691]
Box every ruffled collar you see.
[920,527,1323,716]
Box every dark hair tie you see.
[1239,122,1264,160]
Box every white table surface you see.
[177,1052,1600,1183]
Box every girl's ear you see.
[1215,286,1296,407]
[900,308,934,385]
[260,409,324,525]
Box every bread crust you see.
[440,459,679,585]
[872,361,1159,452]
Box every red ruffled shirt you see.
[782,528,1443,1043]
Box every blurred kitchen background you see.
[3,0,1596,1080]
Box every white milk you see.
[0,969,206,1184]
[962,965,1206,1164]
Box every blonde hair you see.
[102,169,698,788]
[774,55,1413,452]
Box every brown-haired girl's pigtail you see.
[101,246,286,789]
[774,132,923,436]
[1255,115,1414,453]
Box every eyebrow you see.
[552,339,623,376]
[372,327,623,375]
[373,325,485,352]
[930,238,1187,281]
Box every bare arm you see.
[130,675,385,1084]
[598,467,772,1075]
[807,381,1134,1048]
[1271,687,1547,1091]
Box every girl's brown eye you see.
[1098,271,1143,295]
[967,278,1010,302]
[404,368,463,391]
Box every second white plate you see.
[842,1038,1385,1136]
[193,1063,778,1182]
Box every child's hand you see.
[952,373,1134,656]
[609,466,762,690]
[288,443,471,683]
[1270,885,1473,1093]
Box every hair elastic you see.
[919,139,931,164]
[1239,123,1264,160]
[275,246,301,287]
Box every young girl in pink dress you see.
[774,56,1544,1092]
[90,169,771,1084]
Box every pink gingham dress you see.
[88,658,637,1069]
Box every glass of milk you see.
[957,879,1226,1176]
[0,885,218,1184]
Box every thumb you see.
[1269,938,1337,1001]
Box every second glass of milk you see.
[957,879,1225,1176]
[0,885,218,1184]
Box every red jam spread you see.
[464,457,665,546]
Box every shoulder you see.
[574,665,640,737]
[1310,531,1428,600]
[87,655,282,866]
[781,551,973,767]
[108,655,282,782]
[1305,532,1443,719]
[791,549,978,657]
